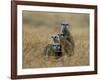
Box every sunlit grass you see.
[22,26,89,68]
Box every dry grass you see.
[22,25,89,68]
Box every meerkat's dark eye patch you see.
[52,45,55,48]
[61,24,69,26]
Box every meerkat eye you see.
[61,24,65,26]
[54,36,56,38]
[65,24,68,26]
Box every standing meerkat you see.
[59,21,75,57]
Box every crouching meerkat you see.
[44,34,62,59]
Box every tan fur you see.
[61,33,75,57]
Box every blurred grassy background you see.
[22,11,89,68]
[23,11,89,28]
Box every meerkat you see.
[60,21,75,57]
[44,34,62,59]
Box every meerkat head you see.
[52,44,61,51]
[51,33,65,44]
[60,21,70,35]
[57,33,64,40]
[51,34,60,44]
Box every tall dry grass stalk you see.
[23,25,89,68]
